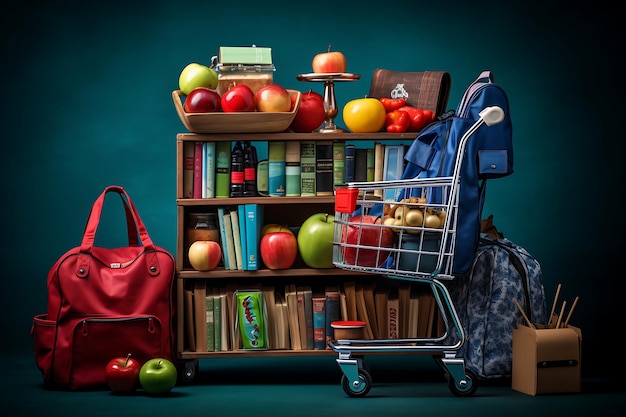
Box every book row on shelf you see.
[184,277,442,353]
[182,140,409,200]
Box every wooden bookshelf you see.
[174,131,433,380]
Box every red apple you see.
[342,215,396,267]
[255,84,291,112]
[221,84,256,112]
[105,353,141,394]
[312,45,347,74]
[261,223,295,237]
[260,231,298,270]
[183,87,221,113]
[188,240,222,271]
[288,89,326,133]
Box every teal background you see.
[2,0,620,380]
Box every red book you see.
[193,141,203,199]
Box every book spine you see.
[344,144,355,183]
[315,141,334,196]
[206,295,215,352]
[213,294,222,351]
[202,143,207,198]
[223,212,237,270]
[268,141,286,197]
[366,147,375,182]
[325,291,341,348]
[215,142,231,198]
[312,296,326,350]
[183,141,195,199]
[383,145,405,201]
[354,148,368,182]
[284,141,301,197]
[303,289,314,350]
[374,142,385,198]
[333,141,345,192]
[205,142,216,198]
[193,141,203,199]
[237,204,248,271]
[219,292,228,351]
[230,207,243,270]
[244,203,262,270]
[388,294,399,339]
[216,207,230,269]
[300,141,316,197]
[194,281,207,352]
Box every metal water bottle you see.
[243,141,259,197]
[230,141,244,197]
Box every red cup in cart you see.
[335,188,358,213]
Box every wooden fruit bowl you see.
[172,89,301,133]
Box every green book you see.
[366,147,375,182]
[333,141,345,191]
[215,141,231,198]
[300,141,316,197]
[205,295,215,352]
[214,294,222,352]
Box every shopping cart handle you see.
[479,106,505,126]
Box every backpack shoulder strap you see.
[457,70,495,117]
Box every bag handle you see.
[75,185,161,278]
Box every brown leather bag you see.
[369,69,451,116]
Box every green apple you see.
[178,63,218,95]
[297,212,335,268]
[139,358,177,396]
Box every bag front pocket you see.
[69,315,164,390]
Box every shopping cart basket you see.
[329,106,505,397]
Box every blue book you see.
[383,145,405,201]
[244,204,264,270]
[237,204,248,271]
[344,144,355,183]
[204,142,216,198]
[216,207,230,269]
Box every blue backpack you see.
[401,70,513,274]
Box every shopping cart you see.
[329,106,505,397]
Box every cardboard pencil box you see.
[511,323,582,396]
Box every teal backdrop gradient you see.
[2,1,620,379]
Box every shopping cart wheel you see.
[341,369,372,398]
[178,359,198,384]
[447,368,478,397]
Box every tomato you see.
[342,97,386,133]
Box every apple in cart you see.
[255,84,292,112]
[221,83,256,112]
[312,45,347,73]
[260,231,298,269]
[188,240,222,271]
[342,215,396,267]
[178,62,218,95]
[289,89,326,133]
[183,87,221,113]
[105,353,141,394]
[139,358,177,396]
[297,213,335,268]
